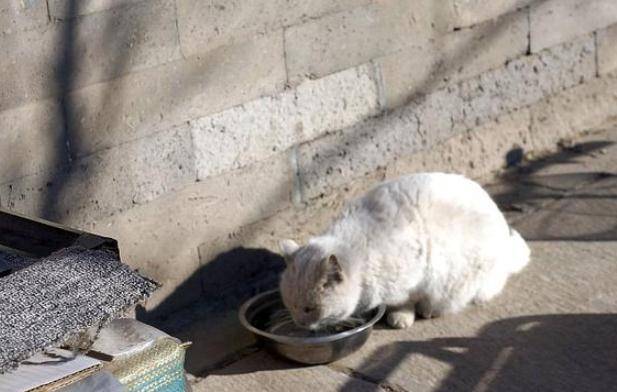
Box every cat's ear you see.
[279,239,300,265]
[321,254,344,288]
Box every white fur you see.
[280,173,530,329]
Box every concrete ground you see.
[190,126,617,392]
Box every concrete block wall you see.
[2,0,617,320]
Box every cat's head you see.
[278,237,361,330]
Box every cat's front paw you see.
[386,310,415,329]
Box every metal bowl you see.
[239,289,385,364]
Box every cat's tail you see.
[508,228,530,274]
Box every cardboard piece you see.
[0,349,101,392]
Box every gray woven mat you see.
[0,247,157,373]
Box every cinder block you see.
[0,124,196,227]
[0,0,48,35]
[69,0,181,85]
[0,100,66,182]
[284,0,453,84]
[450,0,528,28]
[597,23,617,76]
[297,36,595,200]
[91,150,292,246]
[414,35,595,142]
[176,0,371,57]
[0,0,181,112]
[296,108,421,201]
[77,124,195,220]
[530,73,617,151]
[379,9,528,109]
[67,32,285,158]
[191,64,379,180]
[386,109,534,180]
[49,0,144,18]
[531,0,617,52]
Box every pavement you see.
[190,126,617,392]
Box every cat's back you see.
[334,173,501,238]
[365,172,489,207]
[389,172,494,207]
[352,173,499,226]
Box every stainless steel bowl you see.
[239,289,385,364]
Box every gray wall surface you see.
[1,0,617,317]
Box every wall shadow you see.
[40,0,147,223]
[339,313,617,392]
[40,0,79,222]
[489,140,617,241]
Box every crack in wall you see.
[290,146,304,206]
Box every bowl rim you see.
[238,289,386,345]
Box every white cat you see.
[279,173,530,329]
